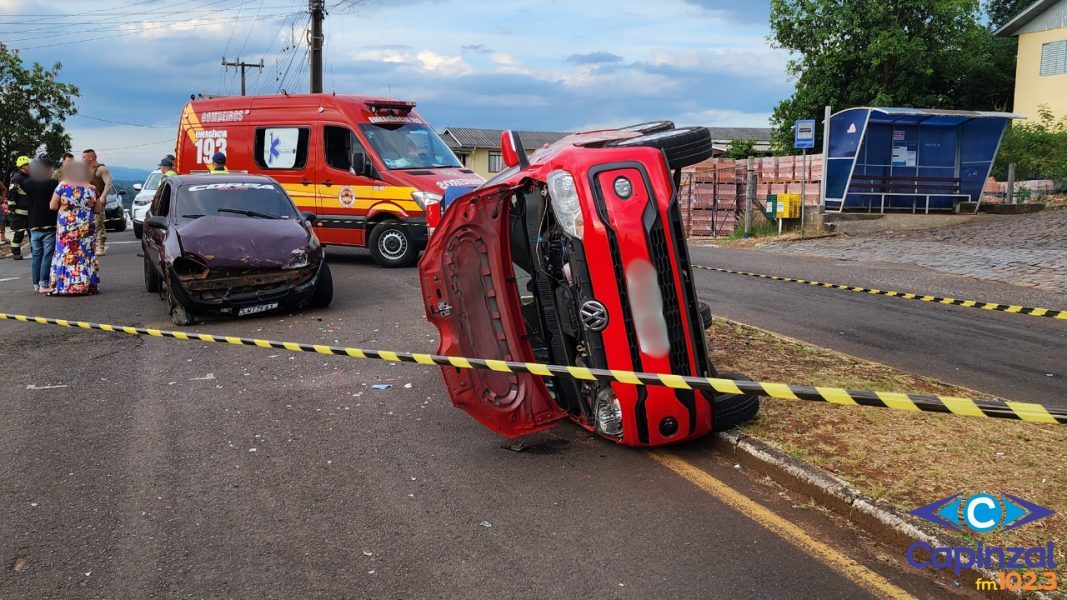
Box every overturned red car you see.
[418,122,759,447]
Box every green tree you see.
[722,138,757,159]
[984,0,1033,29]
[0,43,79,179]
[768,0,1013,151]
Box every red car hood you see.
[174,216,314,269]
[386,167,484,193]
[418,186,568,438]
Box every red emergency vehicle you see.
[176,94,483,267]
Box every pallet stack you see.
[679,153,825,238]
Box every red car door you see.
[418,188,569,438]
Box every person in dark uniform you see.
[7,156,32,260]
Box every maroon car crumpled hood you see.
[174,216,312,269]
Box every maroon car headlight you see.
[546,169,584,239]
[625,259,670,358]
[286,248,310,269]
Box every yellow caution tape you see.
[1,312,1063,426]
[693,266,1066,320]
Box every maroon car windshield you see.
[178,182,299,223]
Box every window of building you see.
[1040,40,1067,77]
[488,151,503,173]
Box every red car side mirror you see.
[500,130,529,170]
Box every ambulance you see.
[175,94,483,267]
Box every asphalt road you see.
[688,244,1067,407]
[0,233,973,599]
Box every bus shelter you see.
[822,108,1021,213]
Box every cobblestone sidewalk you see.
[765,209,1067,294]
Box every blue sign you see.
[794,119,816,149]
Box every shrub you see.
[993,106,1067,182]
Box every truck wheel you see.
[369,219,417,268]
[607,126,714,170]
[144,253,161,293]
[619,120,675,135]
[698,301,713,331]
[133,221,143,239]
[311,262,334,308]
[710,371,760,432]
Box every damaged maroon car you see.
[142,175,332,325]
[419,122,758,447]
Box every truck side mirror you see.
[350,152,368,177]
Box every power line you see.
[11,12,299,50]
[72,115,171,129]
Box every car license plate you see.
[237,302,279,317]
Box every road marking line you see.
[26,384,69,390]
[650,452,916,600]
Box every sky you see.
[2,0,787,170]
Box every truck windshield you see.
[359,123,462,170]
[177,182,299,223]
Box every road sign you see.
[795,119,816,149]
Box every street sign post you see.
[795,119,816,235]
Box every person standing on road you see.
[48,161,100,296]
[0,181,9,246]
[23,159,60,293]
[53,152,74,181]
[160,156,178,177]
[7,156,32,261]
[209,151,228,174]
[82,149,113,256]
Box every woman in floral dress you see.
[47,161,100,295]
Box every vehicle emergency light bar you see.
[366,100,416,113]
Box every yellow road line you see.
[650,452,916,600]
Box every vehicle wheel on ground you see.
[111,219,127,232]
[619,120,675,135]
[710,371,760,432]
[144,253,161,293]
[368,219,417,268]
[607,126,714,170]
[698,301,713,331]
[170,293,194,327]
[311,261,333,308]
[133,221,143,239]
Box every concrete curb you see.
[712,430,1064,599]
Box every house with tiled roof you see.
[438,125,773,178]
[438,127,571,178]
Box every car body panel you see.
[420,191,570,438]
[132,170,163,226]
[419,133,715,446]
[175,95,483,253]
[142,174,325,317]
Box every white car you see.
[131,170,163,238]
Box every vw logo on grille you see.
[579,300,609,332]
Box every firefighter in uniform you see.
[209,152,229,174]
[7,156,32,260]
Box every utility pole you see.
[310,0,326,93]
[221,57,263,96]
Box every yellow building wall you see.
[461,148,537,179]
[1014,28,1067,121]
